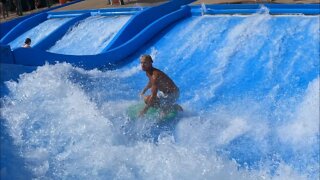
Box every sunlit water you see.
[48,15,131,55]
[1,13,319,179]
[8,18,71,50]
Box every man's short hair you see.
[140,54,153,63]
[25,38,31,44]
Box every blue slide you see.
[0,0,195,69]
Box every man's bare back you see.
[146,67,179,95]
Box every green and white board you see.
[127,103,180,121]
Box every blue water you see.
[0,13,319,179]
[48,15,131,55]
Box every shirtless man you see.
[139,54,182,117]
[23,38,31,48]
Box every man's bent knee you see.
[144,95,160,108]
[143,95,150,104]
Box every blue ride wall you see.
[0,2,319,69]
[0,45,14,64]
[104,0,195,51]
[195,3,320,15]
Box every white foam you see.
[278,77,320,147]
[1,63,317,179]
[218,117,250,145]
[1,63,115,177]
